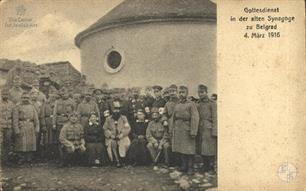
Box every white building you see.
[75,0,216,95]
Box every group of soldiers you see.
[0,76,217,175]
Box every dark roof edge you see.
[75,16,216,48]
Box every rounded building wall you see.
[79,21,216,95]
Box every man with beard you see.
[59,112,86,167]
[170,86,199,174]
[146,107,170,166]
[103,101,131,167]
[53,88,75,160]
[9,76,24,104]
[93,88,111,126]
[13,92,40,164]
[0,87,14,165]
[196,85,217,175]
[77,90,100,129]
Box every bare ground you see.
[0,163,217,191]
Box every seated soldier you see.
[146,107,171,167]
[84,112,107,166]
[103,101,131,167]
[59,112,86,167]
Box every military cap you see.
[169,84,178,91]
[152,85,163,91]
[83,89,92,96]
[151,107,159,114]
[32,79,40,86]
[137,108,145,114]
[89,111,98,116]
[93,88,103,95]
[179,86,188,91]
[68,111,80,118]
[21,92,30,98]
[198,84,208,92]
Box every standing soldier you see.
[13,92,40,164]
[40,93,59,160]
[59,112,86,167]
[0,87,14,165]
[127,88,144,124]
[9,76,24,104]
[52,88,75,160]
[152,85,166,115]
[143,87,154,117]
[72,93,82,111]
[77,90,100,129]
[93,88,111,126]
[30,90,44,160]
[197,85,217,175]
[146,107,170,166]
[162,84,179,165]
[170,86,199,174]
[103,101,131,167]
[31,79,47,103]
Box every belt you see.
[20,119,34,122]
[174,118,190,122]
[57,114,68,117]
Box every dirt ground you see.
[0,163,217,191]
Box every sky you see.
[0,0,123,71]
[0,0,216,71]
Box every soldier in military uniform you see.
[127,88,144,125]
[103,101,131,167]
[13,92,40,164]
[93,88,111,126]
[9,76,24,104]
[77,90,100,129]
[30,90,45,160]
[31,79,47,103]
[161,84,180,166]
[196,85,217,174]
[40,93,59,160]
[170,86,199,174]
[72,93,82,111]
[59,112,86,167]
[146,107,170,166]
[152,85,166,115]
[53,88,75,160]
[0,87,14,164]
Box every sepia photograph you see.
[0,0,217,190]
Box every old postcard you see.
[0,0,304,190]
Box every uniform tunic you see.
[41,100,56,144]
[13,103,40,152]
[52,98,75,143]
[170,100,199,155]
[0,100,14,160]
[103,115,131,159]
[196,97,217,156]
[162,98,179,133]
[77,100,100,129]
[59,122,85,149]
[152,97,166,111]
[146,120,168,144]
